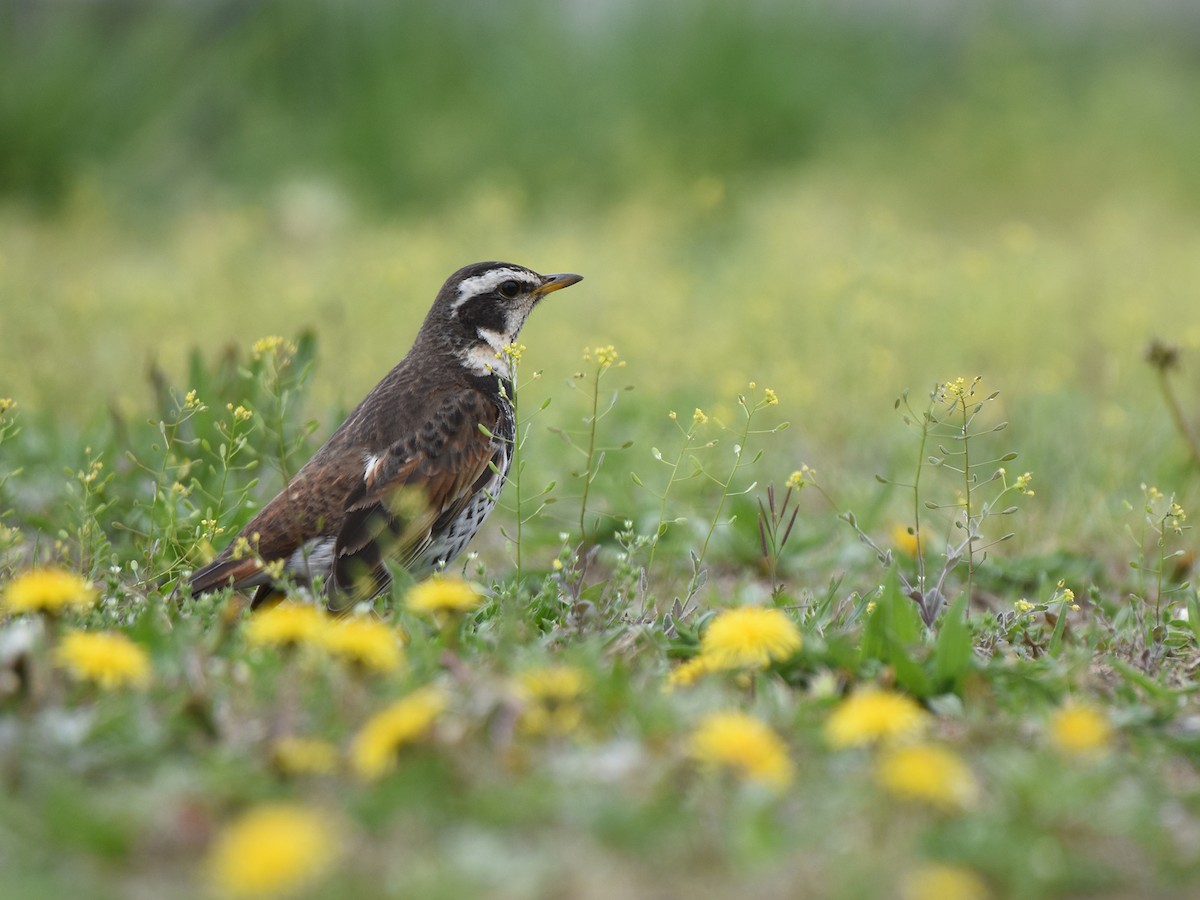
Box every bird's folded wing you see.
[333,391,502,596]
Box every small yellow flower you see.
[272,736,340,776]
[252,335,297,360]
[901,864,991,900]
[244,602,327,649]
[594,345,619,367]
[54,630,151,689]
[699,606,802,670]
[1013,599,1036,615]
[501,342,526,364]
[665,654,720,690]
[351,686,448,779]
[692,408,709,426]
[786,470,806,490]
[877,743,979,811]
[516,665,589,736]
[320,616,404,674]
[183,389,205,411]
[825,688,929,748]
[1048,702,1112,755]
[762,387,779,405]
[226,403,253,423]
[3,568,96,616]
[0,397,15,418]
[689,711,793,790]
[208,803,338,897]
[891,524,921,557]
[406,576,484,617]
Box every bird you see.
[187,261,583,608]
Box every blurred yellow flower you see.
[3,568,96,616]
[244,602,327,649]
[54,630,151,689]
[692,408,709,426]
[689,711,793,790]
[320,616,404,674]
[1048,702,1113,755]
[251,335,297,360]
[825,688,929,748]
[594,345,619,367]
[901,863,991,900]
[762,387,779,405]
[700,606,802,670]
[891,524,921,557]
[786,470,805,490]
[665,654,720,690]
[0,397,15,418]
[208,803,338,897]
[406,577,484,617]
[351,686,448,779]
[272,736,339,776]
[1013,599,1036,615]
[877,743,979,812]
[516,665,589,735]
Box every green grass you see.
[3,2,1200,898]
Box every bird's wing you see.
[332,390,504,598]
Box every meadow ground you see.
[2,3,1200,898]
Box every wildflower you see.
[501,342,526,365]
[1013,599,1036,615]
[762,388,779,406]
[1048,702,1112,755]
[665,654,720,690]
[876,743,979,812]
[689,711,793,790]
[699,606,802,670]
[692,408,709,426]
[0,397,15,418]
[244,602,327,650]
[272,736,340,776]
[668,410,678,421]
[516,665,589,735]
[937,376,980,406]
[54,630,151,689]
[901,864,991,900]
[786,470,805,490]
[1014,471,1034,495]
[320,616,404,674]
[891,524,921,557]
[226,403,253,423]
[351,686,448,779]
[594,345,619,367]
[183,389,206,411]
[252,335,297,360]
[825,688,929,748]
[406,576,484,617]
[3,568,96,616]
[208,803,338,897]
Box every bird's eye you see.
[497,280,522,299]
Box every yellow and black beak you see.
[533,272,584,298]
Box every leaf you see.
[933,592,972,693]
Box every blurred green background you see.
[2,0,1199,549]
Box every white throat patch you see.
[463,327,514,379]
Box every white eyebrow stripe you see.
[451,268,538,309]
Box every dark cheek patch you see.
[458,296,509,335]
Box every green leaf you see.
[933,592,972,693]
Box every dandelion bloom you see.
[405,577,484,617]
[208,803,337,897]
[320,617,404,674]
[901,863,991,900]
[700,606,802,670]
[891,524,921,557]
[272,737,340,776]
[1048,703,1113,755]
[825,688,929,748]
[689,711,793,790]
[3,568,96,616]
[54,630,151,689]
[244,602,327,649]
[876,743,979,812]
[351,686,448,779]
[516,665,589,736]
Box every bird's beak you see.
[533,272,584,298]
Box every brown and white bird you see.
[188,261,582,607]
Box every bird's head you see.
[421,261,583,378]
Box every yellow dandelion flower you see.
[351,686,448,780]
[891,524,921,557]
[208,803,338,897]
[825,688,929,748]
[3,568,96,616]
[406,577,484,617]
[54,630,151,689]
[320,616,404,674]
[877,743,979,812]
[689,711,793,790]
[1048,702,1112,755]
[272,736,340,776]
[700,606,802,670]
[244,602,327,649]
[665,654,721,690]
[516,665,589,736]
[901,863,991,900]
